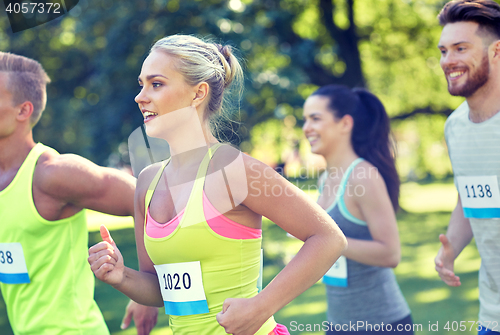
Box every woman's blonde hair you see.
[150,35,244,142]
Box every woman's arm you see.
[341,162,401,268]
[88,164,164,307]
[216,155,347,335]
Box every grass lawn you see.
[0,181,481,334]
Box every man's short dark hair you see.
[438,0,500,41]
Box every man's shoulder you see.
[445,101,469,135]
[446,101,469,123]
[34,150,103,195]
[36,150,80,178]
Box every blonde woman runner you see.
[88,35,346,335]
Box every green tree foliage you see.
[1,0,471,178]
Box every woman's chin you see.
[144,123,164,140]
[310,145,321,155]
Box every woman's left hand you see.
[216,297,269,335]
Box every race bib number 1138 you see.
[457,176,500,218]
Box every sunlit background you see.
[0,0,481,334]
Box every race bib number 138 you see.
[0,243,30,284]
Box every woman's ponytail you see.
[311,85,400,210]
[352,89,399,211]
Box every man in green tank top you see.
[0,52,158,335]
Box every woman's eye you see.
[153,82,162,88]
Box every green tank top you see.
[144,144,276,334]
[0,143,109,335]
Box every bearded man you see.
[435,1,500,334]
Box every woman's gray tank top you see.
[320,158,411,328]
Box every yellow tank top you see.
[144,144,276,334]
[0,143,108,335]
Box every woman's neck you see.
[169,129,219,170]
[324,146,359,176]
[160,106,219,168]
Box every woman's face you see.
[135,50,197,128]
[302,95,343,156]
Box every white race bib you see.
[0,243,30,284]
[457,176,500,218]
[154,261,209,316]
[322,255,347,287]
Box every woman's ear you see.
[340,114,354,133]
[192,82,209,107]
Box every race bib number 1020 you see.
[154,261,209,316]
[457,176,500,218]
[0,243,30,284]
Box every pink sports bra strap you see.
[143,159,169,231]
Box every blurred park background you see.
[0,0,484,333]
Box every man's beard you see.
[448,53,490,98]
